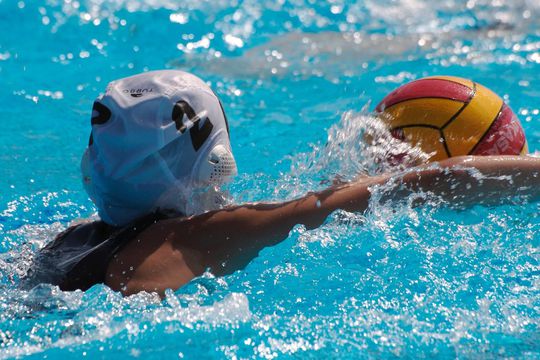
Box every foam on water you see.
[1,0,540,358]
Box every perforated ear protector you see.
[196,144,238,185]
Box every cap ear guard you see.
[196,144,237,185]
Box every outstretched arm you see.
[106,155,540,296]
[178,155,540,269]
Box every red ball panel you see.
[375,78,473,112]
[471,104,527,156]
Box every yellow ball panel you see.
[384,98,464,128]
[426,76,474,89]
[402,127,448,161]
[443,83,503,156]
[520,142,529,155]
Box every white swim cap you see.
[81,70,237,226]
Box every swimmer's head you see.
[81,70,237,226]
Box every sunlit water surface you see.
[1,0,540,358]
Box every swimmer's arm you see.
[107,155,540,295]
[107,175,383,295]
[187,155,540,264]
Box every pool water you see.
[1,0,540,358]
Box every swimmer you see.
[24,70,540,296]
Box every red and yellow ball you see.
[375,76,528,162]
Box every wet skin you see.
[104,156,540,296]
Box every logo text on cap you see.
[122,88,154,98]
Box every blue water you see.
[1,0,540,358]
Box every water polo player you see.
[24,70,540,296]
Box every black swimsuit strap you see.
[59,212,168,291]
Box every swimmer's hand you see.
[393,155,540,207]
